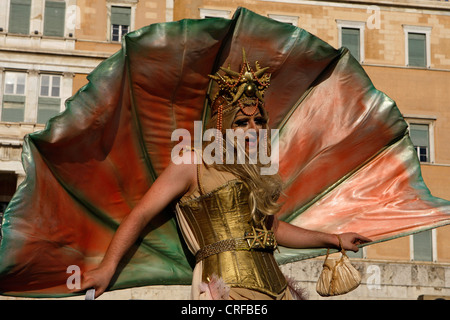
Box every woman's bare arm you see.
[77,151,197,298]
[274,220,372,252]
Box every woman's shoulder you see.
[164,149,197,182]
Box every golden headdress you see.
[208,49,271,131]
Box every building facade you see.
[0,0,449,299]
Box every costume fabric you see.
[0,8,449,297]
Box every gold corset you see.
[177,179,287,297]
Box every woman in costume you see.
[1,8,449,298]
[77,52,371,300]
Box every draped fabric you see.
[0,8,449,297]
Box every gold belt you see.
[195,238,249,263]
[195,234,278,263]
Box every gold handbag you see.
[316,236,361,297]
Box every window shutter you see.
[8,0,31,35]
[111,6,131,26]
[346,249,363,258]
[2,95,26,122]
[342,28,360,62]
[413,230,432,261]
[408,33,426,67]
[37,97,61,124]
[410,123,429,149]
[44,1,66,37]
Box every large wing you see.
[273,48,450,263]
[0,18,233,297]
[0,8,449,297]
[205,9,450,263]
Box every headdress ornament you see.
[208,49,271,131]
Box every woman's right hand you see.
[77,265,115,299]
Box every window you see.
[43,0,66,37]
[37,75,61,124]
[4,72,25,95]
[336,20,365,63]
[405,116,435,163]
[107,2,136,42]
[403,25,431,68]
[268,14,298,26]
[199,8,231,19]
[347,247,364,259]
[8,0,31,35]
[412,229,434,261]
[2,72,26,122]
[40,75,61,97]
[111,6,131,42]
[408,33,426,67]
[410,123,430,162]
[342,28,360,62]
[404,115,437,163]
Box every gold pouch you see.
[316,236,361,297]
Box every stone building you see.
[0,0,449,299]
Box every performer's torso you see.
[177,165,287,297]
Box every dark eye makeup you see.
[233,116,267,127]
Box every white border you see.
[199,8,231,19]
[268,14,299,26]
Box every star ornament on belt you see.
[244,224,278,251]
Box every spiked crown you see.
[208,49,271,117]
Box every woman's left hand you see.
[336,232,372,252]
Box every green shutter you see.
[410,123,429,149]
[8,0,31,35]
[44,1,66,37]
[111,6,131,26]
[346,249,363,258]
[342,28,360,62]
[413,230,432,261]
[37,97,61,124]
[408,33,426,67]
[2,95,26,122]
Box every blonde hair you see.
[203,102,283,223]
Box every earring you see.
[217,104,224,156]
